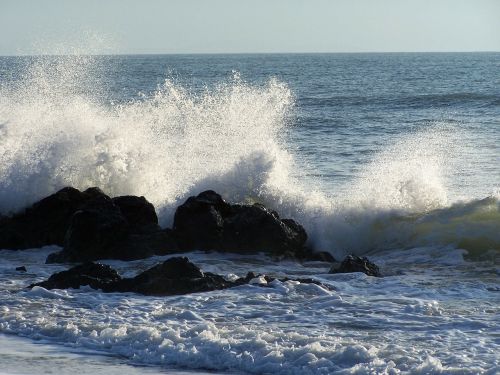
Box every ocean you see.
[0,53,498,374]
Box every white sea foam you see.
[0,55,498,262]
[0,249,498,374]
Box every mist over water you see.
[0,54,498,258]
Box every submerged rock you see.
[173,190,308,257]
[329,255,381,277]
[31,257,330,296]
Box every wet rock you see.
[173,190,229,250]
[46,194,177,263]
[329,255,381,277]
[173,190,308,257]
[31,257,331,296]
[15,266,27,272]
[31,262,121,290]
[112,195,158,229]
[0,187,106,249]
[292,248,336,262]
[33,257,238,296]
[60,195,130,261]
[115,257,235,296]
[222,204,307,255]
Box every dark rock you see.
[112,195,158,229]
[222,204,306,255]
[31,262,122,290]
[329,255,381,277]
[298,250,336,263]
[15,266,27,272]
[272,245,336,262]
[33,257,235,296]
[115,257,234,296]
[46,194,177,263]
[0,187,106,250]
[31,257,331,296]
[173,191,308,257]
[173,190,228,250]
[59,196,130,262]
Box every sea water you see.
[0,53,498,374]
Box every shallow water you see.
[0,53,499,374]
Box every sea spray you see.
[0,55,498,259]
[0,55,294,217]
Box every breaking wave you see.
[0,55,498,259]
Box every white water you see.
[0,247,498,374]
[0,55,499,374]
[0,56,498,259]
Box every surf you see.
[0,55,498,260]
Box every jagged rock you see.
[31,257,331,296]
[3,187,316,263]
[173,190,308,257]
[0,187,106,249]
[329,255,381,277]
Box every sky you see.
[0,0,499,55]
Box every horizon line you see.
[0,50,499,58]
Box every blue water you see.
[0,53,498,374]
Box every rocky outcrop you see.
[0,187,102,249]
[1,187,329,264]
[30,257,330,296]
[46,192,178,263]
[32,262,122,290]
[329,255,381,277]
[173,190,308,257]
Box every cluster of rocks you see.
[0,187,381,296]
[30,256,330,296]
[0,187,327,263]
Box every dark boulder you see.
[329,255,381,277]
[295,249,336,262]
[46,194,177,263]
[173,191,308,257]
[33,257,236,296]
[63,195,129,260]
[0,187,106,249]
[15,266,27,272]
[222,204,306,254]
[173,190,229,250]
[31,262,121,290]
[31,257,331,296]
[115,256,234,296]
[112,195,158,229]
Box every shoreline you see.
[0,333,227,375]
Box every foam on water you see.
[0,248,498,374]
[0,55,499,373]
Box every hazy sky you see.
[1,0,499,55]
